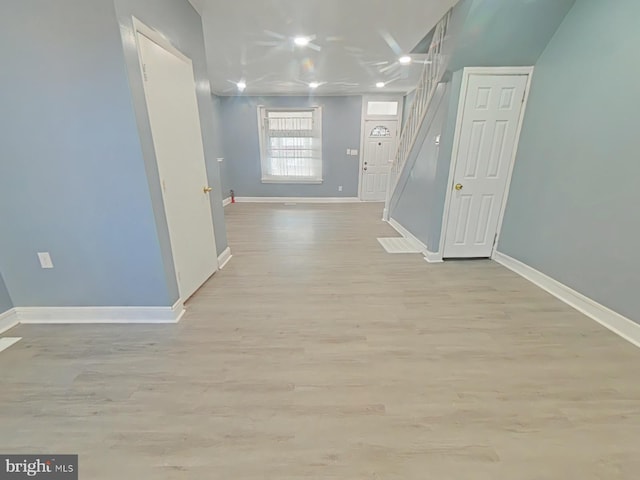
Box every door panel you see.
[444,74,528,258]
[361,120,397,201]
[137,33,217,300]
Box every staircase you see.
[383,10,451,220]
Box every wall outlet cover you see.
[37,252,54,269]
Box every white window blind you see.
[258,107,323,183]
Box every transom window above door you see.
[258,107,323,184]
[366,101,398,116]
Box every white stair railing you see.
[383,10,451,220]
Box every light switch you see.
[346,149,352,155]
[217,157,224,162]
[37,252,54,269]
[351,149,358,156]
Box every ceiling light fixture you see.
[309,82,320,89]
[376,82,386,88]
[398,55,412,65]
[236,81,246,92]
[294,36,310,47]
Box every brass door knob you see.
[203,186,213,193]
[454,183,463,191]
[364,167,368,171]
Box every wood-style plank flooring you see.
[2,203,640,479]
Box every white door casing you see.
[361,120,398,201]
[136,25,218,301]
[443,72,529,258]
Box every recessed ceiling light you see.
[236,81,246,92]
[399,55,412,65]
[309,82,320,89]
[376,82,385,88]
[294,36,310,47]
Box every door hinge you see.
[493,233,498,248]
[521,89,526,103]
[142,63,148,82]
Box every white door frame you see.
[358,95,404,200]
[438,67,534,260]
[132,17,218,300]
[133,17,191,68]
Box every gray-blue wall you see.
[0,274,12,314]
[448,0,575,73]
[498,0,640,323]
[113,0,228,260]
[390,83,452,248]
[0,0,172,307]
[219,96,362,197]
[212,95,232,198]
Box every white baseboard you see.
[424,250,444,263]
[223,197,232,207]
[493,251,640,348]
[387,218,443,263]
[217,247,233,269]
[16,300,184,325]
[234,197,361,204]
[0,308,19,335]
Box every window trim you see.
[257,106,323,184]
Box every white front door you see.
[361,120,397,201]
[137,31,218,300]
[443,73,528,258]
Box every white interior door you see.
[361,120,397,201]
[137,32,217,300]
[444,73,528,258]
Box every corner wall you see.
[498,0,640,324]
[388,0,575,253]
[212,95,232,199]
[0,0,172,307]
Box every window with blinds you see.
[258,107,323,183]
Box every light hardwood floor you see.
[2,203,640,479]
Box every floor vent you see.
[377,237,423,254]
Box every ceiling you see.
[188,0,458,96]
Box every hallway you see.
[2,203,640,479]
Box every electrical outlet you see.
[338,186,343,192]
[37,252,54,269]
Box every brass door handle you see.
[363,167,368,171]
[454,183,463,191]
[203,186,213,193]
